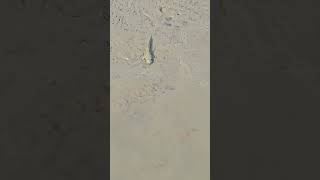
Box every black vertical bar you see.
[213,1,320,179]
[0,0,110,179]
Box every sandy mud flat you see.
[111,0,210,179]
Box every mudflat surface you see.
[110,0,210,179]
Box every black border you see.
[212,1,320,179]
[1,0,110,179]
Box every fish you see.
[143,36,155,65]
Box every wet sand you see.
[111,0,210,179]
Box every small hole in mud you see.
[164,22,172,26]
